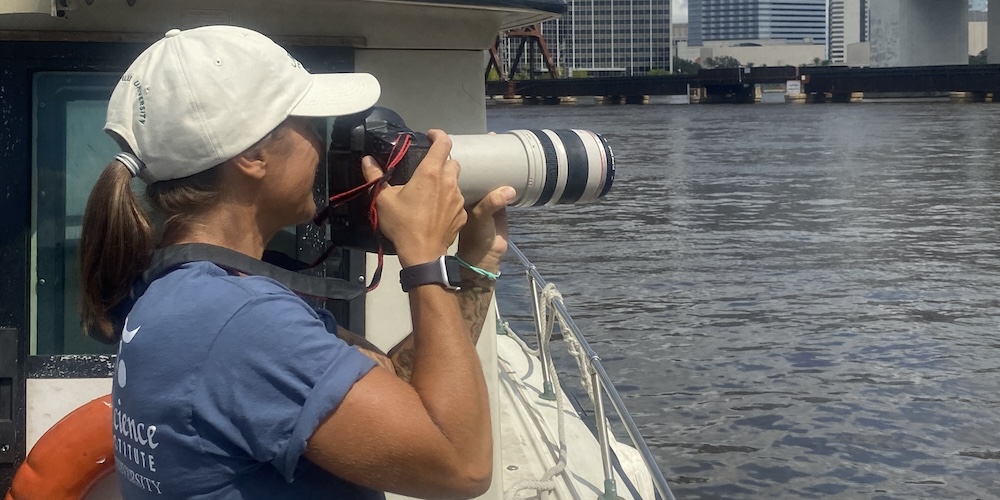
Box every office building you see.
[829,0,868,63]
[970,9,988,56]
[539,0,672,76]
[689,0,827,46]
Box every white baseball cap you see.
[105,25,381,183]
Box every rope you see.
[502,283,572,500]
[503,333,567,499]
[502,320,541,357]
[542,285,597,404]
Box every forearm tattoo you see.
[456,272,496,346]
[387,272,496,382]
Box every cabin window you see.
[32,72,122,355]
[25,46,359,357]
[29,67,360,355]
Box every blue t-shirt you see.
[111,261,380,499]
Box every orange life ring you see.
[4,394,115,500]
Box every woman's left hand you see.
[457,186,516,274]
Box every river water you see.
[487,101,1000,499]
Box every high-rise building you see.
[689,0,827,47]
[539,0,672,76]
[829,0,868,63]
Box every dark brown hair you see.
[79,126,287,342]
[79,161,222,343]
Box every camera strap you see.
[139,243,366,301]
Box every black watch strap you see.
[399,256,462,292]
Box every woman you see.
[80,25,511,499]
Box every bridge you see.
[486,67,790,103]
[487,65,1000,104]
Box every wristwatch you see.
[399,256,462,292]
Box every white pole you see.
[610,0,614,69]
[572,0,577,71]
[669,0,675,73]
[591,0,596,70]
[630,0,634,75]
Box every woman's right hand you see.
[326,132,491,498]
[361,130,467,268]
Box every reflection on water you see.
[488,102,1000,499]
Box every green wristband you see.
[455,256,500,280]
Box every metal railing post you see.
[527,268,557,401]
[508,242,676,500]
[592,368,619,500]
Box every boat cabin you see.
[0,0,562,496]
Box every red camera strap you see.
[312,132,414,292]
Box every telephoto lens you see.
[448,129,615,207]
[323,107,615,253]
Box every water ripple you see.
[490,102,1000,498]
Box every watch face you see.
[444,256,462,288]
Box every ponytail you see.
[79,160,154,343]
[79,124,280,342]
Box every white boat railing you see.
[504,242,677,500]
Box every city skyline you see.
[675,0,987,26]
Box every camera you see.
[322,107,616,253]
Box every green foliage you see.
[703,55,741,69]
[571,69,589,78]
[970,49,988,65]
[672,57,701,74]
[647,68,670,76]
[486,67,502,81]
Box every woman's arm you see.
[350,185,513,382]
[339,269,496,382]
[334,327,397,376]
[385,270,496,381]
[304,131,506,498]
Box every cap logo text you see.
[132,79,147,124]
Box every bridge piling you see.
[688,87,706,104]
[623,95,650,105]
[830,92,864,103]
[785,85,806,103]
[519,95,572,105]
[949,91,992,103]
[697,84,759,104]
[808,92,828,104]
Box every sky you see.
[674,0,688,23]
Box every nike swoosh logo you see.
[122,317,140,343]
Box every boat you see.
[0,1,674,498]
